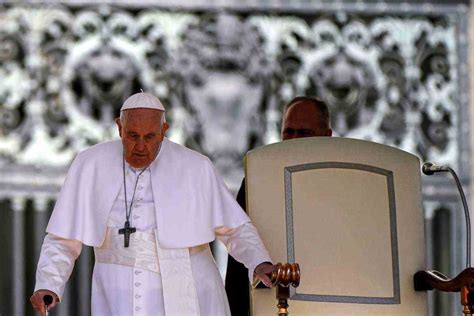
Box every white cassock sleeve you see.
[34,234,83,300]
[216,222,272,282]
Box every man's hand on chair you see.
[254,262,276,287]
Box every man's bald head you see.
[281,96,332,140]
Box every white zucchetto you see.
[120,92,165,112]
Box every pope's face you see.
[116,108,169,169]
[281,102,332,140]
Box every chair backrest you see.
[246,137,427,315]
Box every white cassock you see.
[34,138,271,315]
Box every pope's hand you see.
[254,262,276,287]
[30,290,59,316]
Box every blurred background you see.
[0,0,471,315]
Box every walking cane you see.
[43,295,53,316]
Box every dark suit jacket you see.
[225,178,250,316]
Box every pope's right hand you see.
[30,290,59,316]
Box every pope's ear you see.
[162,122,170,135]
[115,118,123,138]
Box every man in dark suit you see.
[225,96,332,315]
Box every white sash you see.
[155,229,201,316]
[95,228,160,273]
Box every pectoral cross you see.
[119,221,136,248]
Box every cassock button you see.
[134,204,140,208]
[138,186,143,190]
[135,294,141,299]
[133,215,140,220]
[134,270,142,275]
[135,307,141,311]
[135,282,141,287]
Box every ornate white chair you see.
[246,137,473,315]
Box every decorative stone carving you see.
[0,3,468,316]
[171,13,274,182]
[0,5,466,194]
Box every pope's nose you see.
[135,140,146,152]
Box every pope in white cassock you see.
[30,92,274,316]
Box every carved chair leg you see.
[270,263,300,315]
[276,285,290,316]
[461,286,474,315]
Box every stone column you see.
[33,196,49,266]
[12,196,26,316]
[470,0,474,269]
[78,247,92,316]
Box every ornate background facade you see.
[0,1,470,315]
